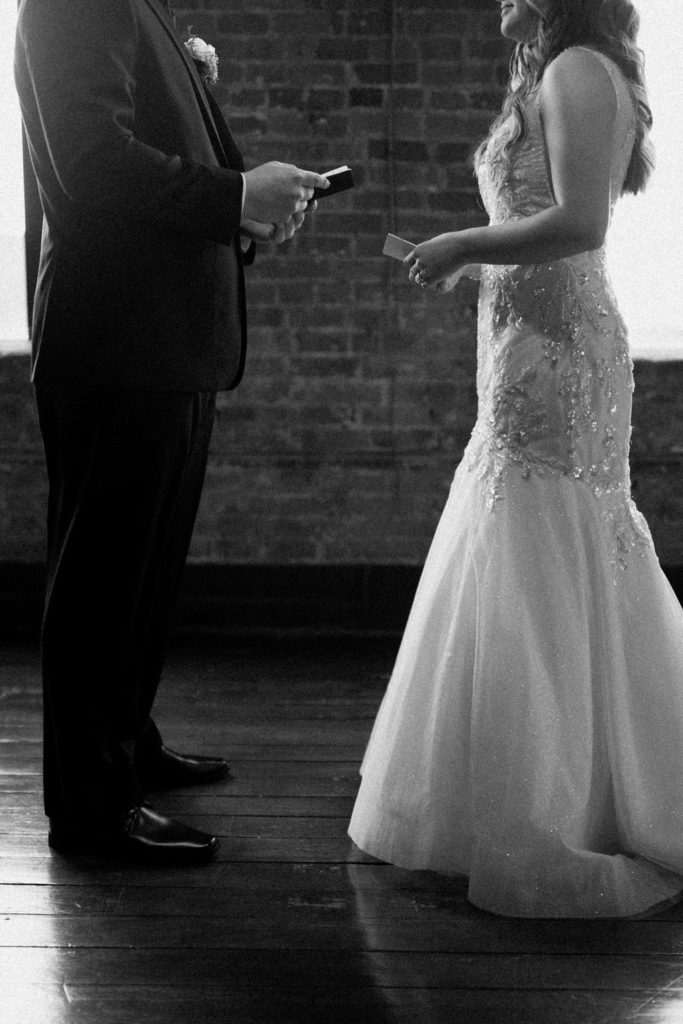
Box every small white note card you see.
[383,233,415,260]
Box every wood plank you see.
[3,947,683,992]
[0,727,39,744]
[157,699,381,721]
[0,743,367,775]
[0,726,372,764]
[0,882,369,916]
[0,775,42,796]
[3,869,683,933]
[0,686,384,709]
[0,720,375,744]
[0,837,376,869]
[0,859,373,888]
[0,876,465,917]
[1,806,352,835]
[0,860,459,891]
[0,760,363,797]
[2,983,660,1024]
[2,911,485,951]
[4,718,373,741]
[6,909,683,956]
[0,793,355,817]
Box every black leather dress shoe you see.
[138,745,230,790]
[48,804,220,863]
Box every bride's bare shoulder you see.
[540,46,617,118]
[544,46,616,90]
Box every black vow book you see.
[312,165,355,200]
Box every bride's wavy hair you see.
[477,0,654,194]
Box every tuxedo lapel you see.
[205,90,245,173]
[141,0,231,167]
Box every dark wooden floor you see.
[3,636,683,1024]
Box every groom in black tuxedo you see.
[15,0,328,862]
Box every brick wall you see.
[189,0,500,562]
[2,0,681,574]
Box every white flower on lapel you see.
[185,35,219,86]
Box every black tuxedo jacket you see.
[15,0,249,391]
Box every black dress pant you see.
[35,385,216,823]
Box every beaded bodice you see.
[468,48,649,575]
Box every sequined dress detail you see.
[349,49,683,917]
[471,48,646,577]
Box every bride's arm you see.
[409,48,617,286]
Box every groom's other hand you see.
[243,162,329,223]
[269,209,311,244]
[241,205,316,247]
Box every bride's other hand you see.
[405,233,470,290]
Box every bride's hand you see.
[433,263,482,294]
[405,233,469,291]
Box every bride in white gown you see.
[349,0,683,918]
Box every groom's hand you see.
[241,205,317,247]
[243,162,329,224]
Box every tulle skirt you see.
[348,459,683,917]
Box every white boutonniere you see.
[185,35,219,86]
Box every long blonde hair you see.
[477,0,654,194]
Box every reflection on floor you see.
[2,636,683,1023]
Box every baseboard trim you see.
[0,563,421,638]
[1,562,681,638]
